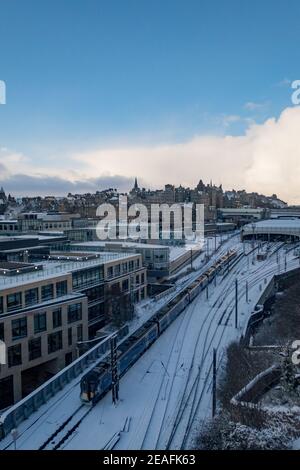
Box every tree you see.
[105,283,134,328]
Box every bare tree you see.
[105,283,134,328]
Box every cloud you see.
[71,107,300,204]
[0,171,135,196]
[219,114,242,128]
[276,78,291,88]
[1,106,300,204]
[244,101,270,112]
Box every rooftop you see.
[244,219,300,229]
[72,240,190,262]
[73,240,169,250]
[0,251,137,289]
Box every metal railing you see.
[0,325,128,440]
[0,252,132,288]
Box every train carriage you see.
[80,249,237,405]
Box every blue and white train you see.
[80,249,237,404]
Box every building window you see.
[0,322,4,341]
[88,304,104,323]
[72,266,103,289]
[122,262,127,273]
[107,266,113,278]
[136,274,140,285]
[8,344,22,367]
[11,317,27,340]
[85,285,104,302]
[141,272,145,284]
[68,327,72,346]
[0,375,14,409]
[52,308,62,329]
[48,331,62,354]
[65,352,73,366]
[77,324,83,342]
[7,292,22,311]
[122,279,129,291]
[56,280,67,297]
[0,296,3,314]
[114,264,120,276]
[34,313,47,334]
[129,261,134,271]
[28,337,41,361]
[41,284,54,301]
[25,288,39,307]
[68,303,82,323]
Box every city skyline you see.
[2,1,300,456]
[0,176,287,205]
[1,0,300,203]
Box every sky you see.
[0,0,300,203]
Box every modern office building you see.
[0,250,147,408]
[71,241,199,279]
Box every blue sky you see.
[0,0,300,200]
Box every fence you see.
[0,325,128,440]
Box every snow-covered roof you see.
[243,218,300,237]
[0,252,137,289]
[73,241,169,250]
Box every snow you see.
[0,251,133,289]
[251,219,300,228]
[169,247,189,261]
[243,218,300,236]
[74,241,169,250]
[1,236,299,450]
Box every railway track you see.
[39,405,92,450]
[164,242,296,449]
[164,250,251,448]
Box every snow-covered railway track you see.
[164,243,293,448]
[39,405,92,450]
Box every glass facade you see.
[68,303,82,323]
[56,280,67,297]
[25,288,39,307]
[11,317,27,340]
[48,330,62,353]
[72,266,103,289]
[68,327,72,346]
[41,284,54,301]
[8,344,22,367]
[28,337,42,361]
[88,303,104,323]
[85,285,104,303]
[34,313,47,334]
[52,308,62,329]
[77,324,83,342]
[7,292,22,311]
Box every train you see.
[80,249,237,405]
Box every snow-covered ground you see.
[2,236,299,451]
